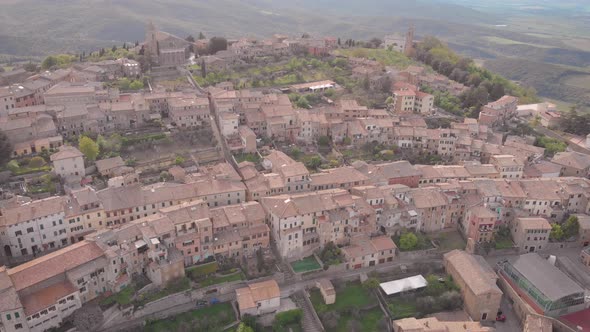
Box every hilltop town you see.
[0,23,589,332]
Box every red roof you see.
[560,308,590,331]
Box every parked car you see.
[210,298,219,305]
[496,311,506,322]
[196,300,208,308]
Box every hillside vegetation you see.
[485,58,590,107]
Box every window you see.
[14,312,19,319]
[6,314,11,320]
[14,324,22,329]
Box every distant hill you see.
[0,0,494,56]
[1,0,589,106]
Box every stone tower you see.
[404,25,415,57]
[145,21,159,65]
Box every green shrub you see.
[6,160,19,173]
[399,232,418,251]
[28,156,45,168]
[273,309,303,331]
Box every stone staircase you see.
[293,290,324,332]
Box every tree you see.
[318,136,330,147]
[6,160,19,173]
[28,156,45,168]
[399,232,418,250]
[550,224,565,241]
[369,38,383,48]
[208,37,228,54]
[416,296,436,315]
[198,32,206,40]
[175,155,185,165]
[201,60,207,78]
[289,146,302,160]
[241,314,256,330]
[41,56,58,69]
[79,136,99,161]
[563,215,580,239]
[490,82,506,100]
[185,35,195,43]
[0,130,12,165]
[23,62,38,72]
[129,80,144,90]
[294,95,310,109]
[273,309,302,332]
[304,156,322,170]
[235,322,254,332]
[363,277,380,290]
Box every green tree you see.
[318,136,330,147]
[399,232,418,251]
[294,95,310,109]
[129,80,144,90]
[304,156,322,170]
[23,62,38,72]
[424,274,446,296]
[175,156,185,165]
[550,224,564,241]
[117,78,131,90]
[198,32,206,40]
[208,37,228,54]
[28,156,45,168]
[563,216,580,239]
[79,136,99,161]
[6,160,19,173]
[0,130,13,165]
[41,56,58,69]
[289,147,302,160]
[362,277,380,290]
[235,322,254,332]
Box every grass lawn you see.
[334,306,384,332]
[186,261,219,281]
[144,302,235,332]
[12,165,51,176]
[199,271,245,287]
[495,237,514,249]
[290,255,322,273]
[311,283,384,332]
[233,152,260,164]
[429,231,466,251]
[310,282,373,313]
[387,297,417,319]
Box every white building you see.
[219,112,239,137]
[50,146,85,181]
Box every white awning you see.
[134,239,147,249]
[150,238,160,245]
[380,275,428,296]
